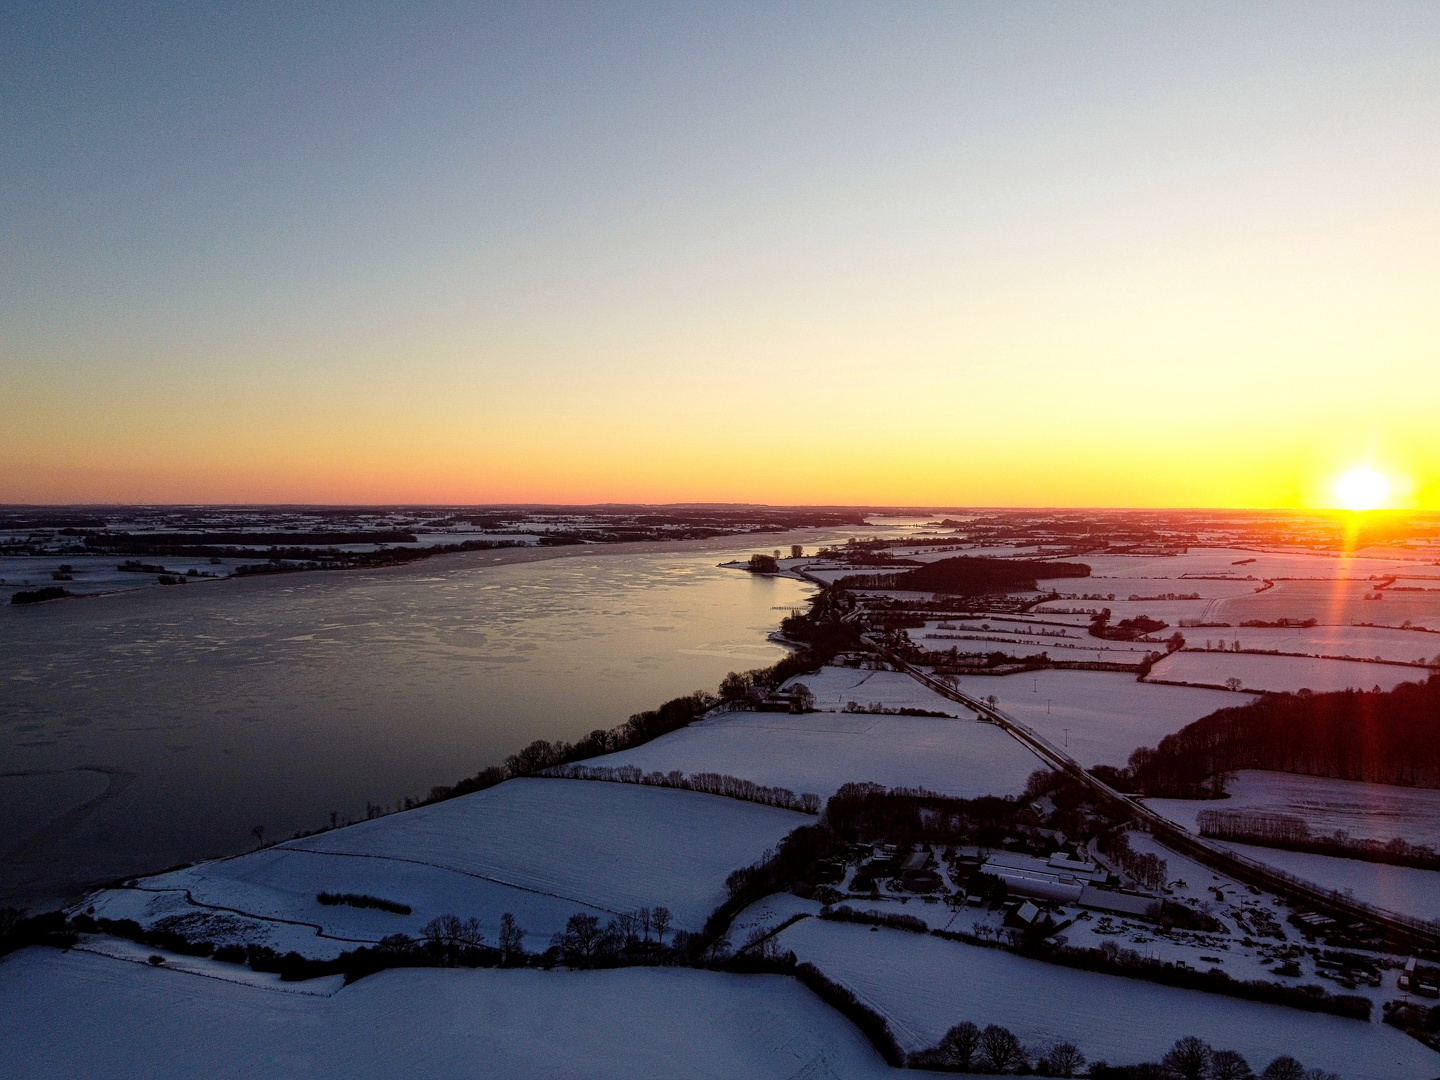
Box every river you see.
[0,531,867,908]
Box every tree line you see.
[541,763,821,814]
[1097,830,1170,892]
[1197,810,1440,872]
[840,555,1091,596]
[909,1021,1335,1077]
[1098,676,1440,797]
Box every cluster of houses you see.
[847,841,1162,924]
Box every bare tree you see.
[616,911,636,947]
[422,914,484,965]
[1260,1057,1305,1080]
[1208,1050,1253,1080]
[497,912,525,963]
[557,912,602,965]
[651,906,671,946]
[1163,1036,1212,1080]
[979,1025,1024,1073]
[637,906,652,945]
[1046,1042,1085,1078]
[938,1022,980,1070]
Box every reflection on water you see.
[0,539,822,906]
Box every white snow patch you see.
[586,704,1046,801]
[952,670,1250,768]
[1147,771,1440,850]
[89,779,805,955]
[1149,651,1427,694]
[0,947,894,1080]
[776,919,1440,1080]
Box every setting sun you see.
[1335,466,1391,512]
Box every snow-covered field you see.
[781,666,977,714]
[1179,624,1440,666]
[584,704,1046,801]
[1216,580,1440,631]
[89,779,805,955]
[0,947,893,1080]
[915,616,1158,657]
[1148,771,1440,850]
[952,670,1250,768]
[1148,651,1426,694]
[1202,841,1440,926]
[775,919,1440,1080]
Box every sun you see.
[1334,466,1390,512]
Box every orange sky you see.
[3,6,1437,508]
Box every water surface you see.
[0,535,833,906]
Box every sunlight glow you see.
[1335,466,1391,512]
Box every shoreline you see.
[0,525,860,618]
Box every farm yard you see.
[1194,840,1440,926]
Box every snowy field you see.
[951,670,1250,768]
[1178,624,1440,666]
[1215,580,1440,631]
[780,666,978,714]
[1147,771,1440,849]
[0,948,893,1080]
[1202,840,1440,926]
[1046,549,1436,584]
[0,552,243,600]
[915,617,1157,657]
[585,704,1046,801]
[775,919,1440,1080]
[89,779,805,955]
[1148,651,1426,694]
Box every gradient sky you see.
[3,2,1437,507]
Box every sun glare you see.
[1335,466,1390,512]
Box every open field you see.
[586,704,1045,801]
[0,947,893,1080]
[1148,651,1427,694]
[1178,624,1440,666]
[1049,549,1440,583]
[1148,770,1440,849]
[88,779,804,955]
[1215,580,1440,631]
[915,616,1158,657]
[780,666,977,714]
[775,918,1437,1079]
[946,670,1251,768]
